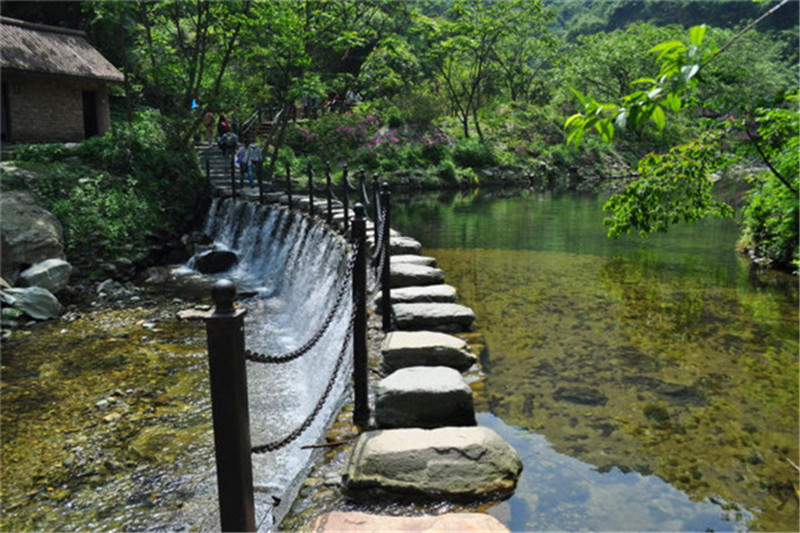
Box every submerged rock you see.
[553,386,607,406]
[390,255,437,267]
[343,426,522,502]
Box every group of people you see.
[202,109,264,187]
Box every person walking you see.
[246,140,263,187]
[203,110,215,145]
[235,143,249,187]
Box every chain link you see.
[245,242,358,364]
[370,201,389,264]
[251,306,356,453]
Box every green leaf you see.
[651,105,666,131]
[570,87,588,106]
[689,25,707,47]
[595,119,615,142]
[632,77,656,85]
[565,113,584,129]
[664,93,682,112]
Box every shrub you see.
[739,172,799,269]
[436,159,457,184]
[452,138,497,168]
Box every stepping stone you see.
[393,303,475,332]
[311,512,509,532]
[390,263,444,288]
[343,426,522,502]
[391,254,437,267]
[387,236,422,255]
[375,366,476,429]
[381,331,477,373]
[374,284,457,307]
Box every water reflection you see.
[392,190,799,532]
[479,412,749,532]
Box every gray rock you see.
[375,284,457,307]
[390,255,437,267]
[18,258,72,293]
[311,512,509,533]
[393,303,475,332]
[382,331,477,372]
[553,386,608,406]
[0,191,65,283]
[388,236,422,255]
[1,286,63,320]
[193,249,238,274]
[375,366,476,428]
[343,426,522,501]
[390,263,444,288]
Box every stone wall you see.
[2,71,112,143]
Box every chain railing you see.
[202,201,375,530]
[244,243,356,364]
[251,306,356,453]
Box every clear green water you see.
[392,189,799,532]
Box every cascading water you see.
[191,198,354,531]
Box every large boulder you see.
[1,286,63,320]
[311,512,509,532]
[382,331,477,373]
[375,366,476,429]
[193,249,238,274]
[18,258,73,293]
[390,264,445,288]
[393,303,475,332]
[0,191,65,284]
[343,426,522,502]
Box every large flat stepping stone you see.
[311,511,509,532]
[393,303,475,332]
[382,331,477,373]
[387,236,422,255]
[374,284,457,307]
[343,426,522,502]
[390,263,445,288]
[375,366,476,429]
[390,254,437,267]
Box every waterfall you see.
[194,198,353,531]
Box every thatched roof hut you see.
[0,17,124,143]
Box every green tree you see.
[564,1,798,269]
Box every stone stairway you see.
[197,143,236,190]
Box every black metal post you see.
[380,183,392,331]
[307,164,314,217]
[342,164,350,234]
[206,158,211,189]
[372,173,379,245]
[285,162,293,210]
[325,164,333,226]
[230,154,237,201]
[204,280,255,532]
[358,170,367,206]
[351,204,369,428]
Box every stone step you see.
[343,426,522,502]
[389,263,444,288]
[393,303,475,333]
[311,512,509,532]
[375,366,476,429]
[381,331,477,373]
[391,254,437,267]
[374,284,457,308]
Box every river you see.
[388,188,799,532]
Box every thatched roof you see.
[0,17,124,83]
